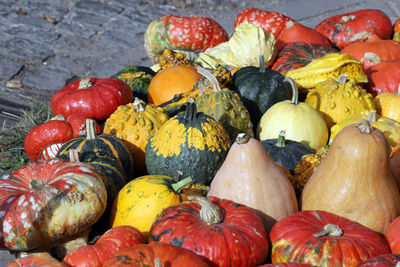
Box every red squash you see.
[63,225,145,267]
[365,60,400,95]
[270,210,391,266]
[51,78,132,121]
[315,9,392,49]
[234,8,296,39]
[357,254,400,267]
[385,216,400,253]
[7,252,65,267]
[149,196,269,267]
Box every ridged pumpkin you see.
[385,215,400,254]
[374,86,400,122]
[302,119,400,233]
[257,77,328,151]
[103,98,169,174]
[305,74,376,128]
[357,254,400,267]
[145,99,231,185]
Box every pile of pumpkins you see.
[4,7,400,267]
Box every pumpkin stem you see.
[336,74,349,84]
[78,78,93,89]
[69,149,80,162]
[367,110,377,123]
[284,77,298,105]
[236,132,250,144]
[397,83,400,96]
[29,179,43,189]
[285,20,295,29]
[171,176,193,193]
[341,15,355,22]
[313,224,343,238]
[196,66,221,92]
[154,258,162,267]
[358,119,373,133]
[86,119,97,140]
[50,114,66,121]
[276,130,286,147]
[133,97,146,112]
[184,98,196,122]
[259,55,265,73]
[187,195,223,225]
[362,52,381,66]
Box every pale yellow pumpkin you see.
[374,85,400,123]
[257,78,328,151]
[301,119,400,234]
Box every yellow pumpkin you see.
[284,53,368,92]
[257,77,328,151]
[374,86,400,123]
[330,110,400,147]
[305,74,375,128]
[110,175,192,239]
[104,98,169,175]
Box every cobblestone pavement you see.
[0,0,399,263]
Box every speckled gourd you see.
[305,74,375,128]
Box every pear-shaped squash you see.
[207,133,298,232]
[301,119,400,233]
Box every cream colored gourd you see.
[207,133,298,231]
[301,119,400,234]
[257,77,328,151]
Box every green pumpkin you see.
[195,67,253,143]
[112,66,156,102]
[145,99,231,185]
[261,130,312,174]
[56,119,134,176]
[232,56,292,130]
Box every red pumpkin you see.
[149,196,269,267]
[24,114,101,162]
[385,216,400,253]
[357,254,400,267]
[270,210,391,266]
[51,78,132,121]
[63,225,145,267]
[276,22,333,51]
[259,264,316,267]
[315,9,392,49]
[234,8,296,39]
[365,60,400,95]
[7,252,64,267]
[0,159,107,251]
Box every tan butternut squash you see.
[301,119,400,233]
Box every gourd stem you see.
[236,133,250,144]
[78,78,93,89]
[171,177,193,193]
[196,66,221,92]
[86,119,97,140]
[313,224,343,238]
[259,55,265,73]
[133,97,146,112]
[29,179,43,189]
[154,258,162,267]
[69,149,80,162]
[358,119,373,133]
[367,110,377,123]
[284,77,298,105]
[336,74,349,84]
[187,196,223,225]
[276,130,286,147]
[50,114,66,121]
[363,52,381,66]
[184,98,196,122]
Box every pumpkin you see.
[24,114,101,162]
[110,175,192,239]
[272,42,338,73]
[385,215,400,253]
[0,159,107,251]
[305,74,376,128]
[357,254,400,267]
[257,77,329,151]
[261,130,313,174]
[276,21,333,51]
[330,110,400,147]
[270,210,391,266]
[232,56,292,130]
[149,196,269,267]
[195,66,253,142]
[234,8,296,39]
[144,14,229,63]
[208,133,298,233]
[63,225,145,267]
[147,64,202,106]
[315,9,393,49]
[50,78,132,121]
[302,119,400,233]
[56,119,134,177]
[7,252,64,267]
[366,60,400,95]
[145,99,230,185]
[259,264,316,267]
[394,18,400,41]
[375,86,400,122]
[111,65,156,103]
[103,242,210,267]
[103,98,169,174]
[283,53,368,92]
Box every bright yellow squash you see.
[374,86,400,123]
[110,175,192,239]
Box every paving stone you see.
[45,55,97,76]
[24,1,68,22]
[0,57,23,81]
[6,26,60,43]
[71,10,111,26]
[75,0,124,17]
[107,15,148,35]
[22,66,73,91]
[0,37,54,62]
[95,29,138,48]
[86,58,130,78]
[56,20,98,39]
[11,14,55,30]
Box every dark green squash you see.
[261,130,312,174]
[56,119,134,176]
[232,56,292,130]
[145,99,231,185]
[112,66,156,102]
